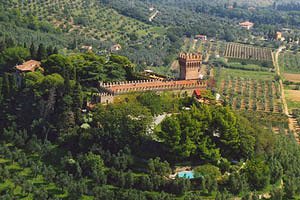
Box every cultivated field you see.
[218,69,282,113]
[285,90,300,102]
[11,0,163,44]
[279,52,300,74]
[181,38,206,53]
[224,43,273,63]
[283,73,300,83]
[181,37,226,59]
[285,90,300,111]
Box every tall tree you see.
[37,43,47,61]
[30,42,36,59]
[47,46,53,56]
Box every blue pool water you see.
[177,171,194,179]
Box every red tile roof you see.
[16,60,41,72]
[194,89,201,97]
[239,21,254,26]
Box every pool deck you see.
[169,166,192,179]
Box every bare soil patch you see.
[284,73,300,83]
[286,90,300,102]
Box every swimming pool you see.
[177,171,194,179]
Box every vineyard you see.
[279,52,300,73]
[224,43,273,67]
[219,76,283,113]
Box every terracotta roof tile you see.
[16,60,41,72]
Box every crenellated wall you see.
[92,92,114,104]
[93,79,207,104]
[179,52,202,80]
[89,52,206,105]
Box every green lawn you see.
[219,68,275,80]
[217,68,275,89]
[285,90,300,110]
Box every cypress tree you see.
[2,73,10,99]
[73,81,83,123]
[0,73,11,129]
[5,37,15,48]
[37,43,47,61]
[30,42,36,59]
[8,74,17,96]
[47,45,53,56]
[64,71,71,95]
[53,47,58,54]
[0,40,6,52]
[73,81,83,109]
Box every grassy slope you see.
[279,52,300,74]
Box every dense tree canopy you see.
[159,104,256,162]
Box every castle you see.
[179,52,202,80]
[94,52,207,104]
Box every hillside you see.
[3,0,300,199]
[0,0,178,67]
[11,0,161,44]
[1,0,257,68]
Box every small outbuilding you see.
[110,44,122,52]
[195,35,207,41]
[193,89,202,99]
[239,21,254,30]
[15,60,42,72]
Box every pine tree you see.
[37,43,47,61]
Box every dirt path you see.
[274,47,300,142]
[204,42,212,62]
[149,10,159,22]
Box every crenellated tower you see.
[178,52,202,80]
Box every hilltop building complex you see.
[93,52,208,104]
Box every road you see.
[149,10,159,22]
[274,46,289,115]
[274,46,299,142]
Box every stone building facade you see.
[178,52,202,80]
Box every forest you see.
[2,0,300,199]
